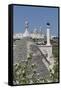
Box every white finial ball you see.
[25,20,28,25]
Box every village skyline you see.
[13,5,58,37]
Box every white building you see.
[13,20,45,39]
[13,19,54,71]
[13,33,23,39]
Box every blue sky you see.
[13,5,59,36]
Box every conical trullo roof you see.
[23,29,30,37]
[23,18,30,37]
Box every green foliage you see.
[13,46,59,85]
[52,46,58,58]
[51,46,59,82]
[13,53,38,84]
[49,61,59,82]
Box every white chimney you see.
[46,23,51,45]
